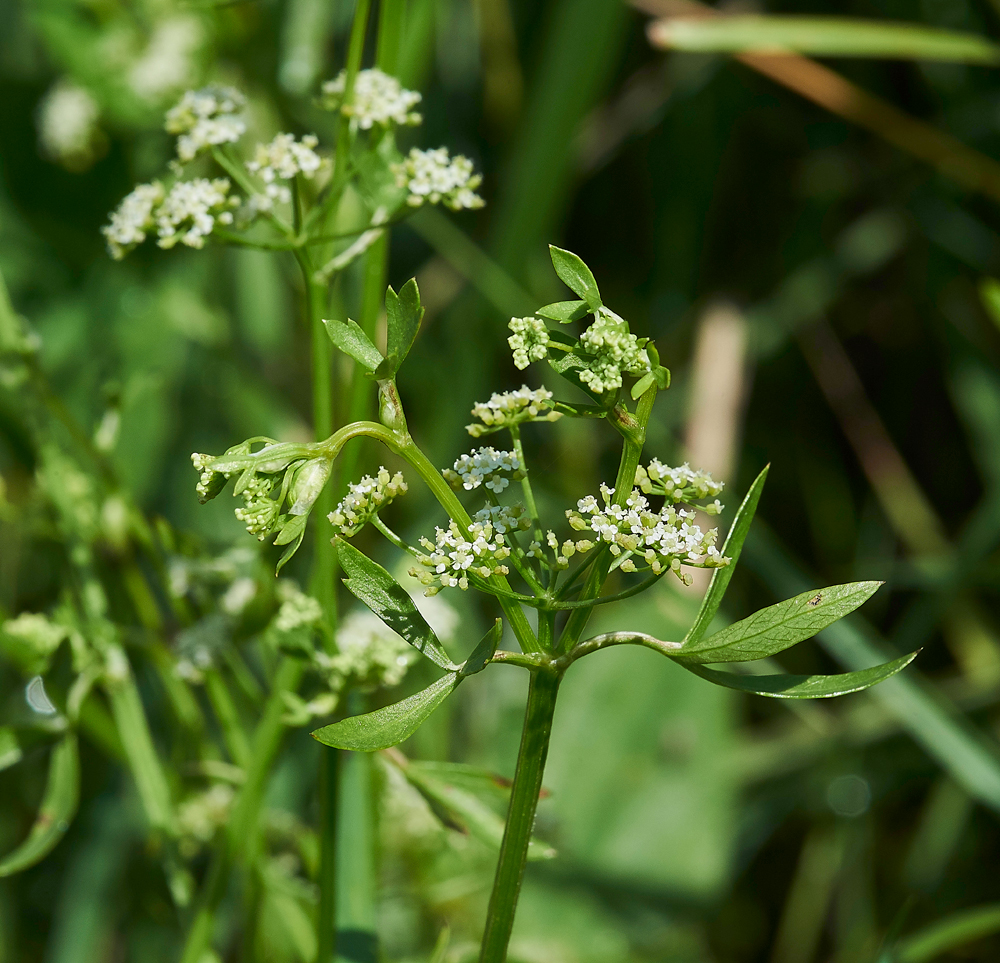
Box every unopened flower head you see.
[634,459,725,506]
[566,483,729,582]
[37,81,104,172]
[468,385,561,437]
[320,69,422,129]
[234,475,279,539]
[442,447,523,494]
[155,178,236,250]
[191,452,230,503]
[102,182,165,259]
[165,86,246,162]
[473,503,532,535]
[392,147,484,211]
[577,308,649,396]
[274,583,323,633]
[508,317,549,370]
[410,519,511,593]
[328,467,407,537]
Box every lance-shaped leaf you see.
[685,465,769,645]
[537,300,590,323]
[336,538,458,670]
[400,759,555,860]
[549,245,602,310]
[679,650,919,699]
[676,581,883,664]
[312,673,460,750]
[323,317,384,373]
[648,16,1000,64]
[460,620,502,677]
[384,279,424,374]
[0,732,79,876]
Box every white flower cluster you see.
[328,467,407,536]
[566,483,729,582]
[410,519,511,593]
[467,385,561,437]
[129,16,202,102]
[102,178,236,259]
[320,68,422,128]
[1,612,68,672]
[328,610,414,687]
[392,148,484,210]
[635,459,724,510]
[165,86,246,163]
[102,183,164,260]
[246,133,322,207]
[473,503,532,535]
[507,317,549,370]
[577,309,650,395]
[274,582,324,633]
[234,475,279,538]
[526,529,595,570]
[155,178,236,250]
[442,447,523,494]
[37,82,103,172]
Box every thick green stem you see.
[479,670,561,963]
[557,388,657,652]
[317,749,340,963]
[509,425,542,546]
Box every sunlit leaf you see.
[385,278,423,373]
[678,580,881,664]
[336,538,457,670]
[312,673,460,750]
[893,902,1000,963]
[322,317,384,372]
[0,733,79,876]
[537,299,590,322]
[648,16,1000,64]
[680,650,918,699]
[548,245,602,309]
[685,465,769,645]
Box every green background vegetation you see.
[3,0,1000,960]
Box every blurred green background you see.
[4,0,1000,960]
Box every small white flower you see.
[102,182,166,259]
[409,520,511,594]
[467,385,561,436]
[391,147,484,211]
[155,178,237,250]
[165,86,246,163]
[442,447,522,493]
[320,69,422,129]
[37,82,103,172]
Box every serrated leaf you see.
[385,279,424,373]
[647,16,1000,64]
[402,759,555,860]
[537,300,590,322]
[0,733,79,876]
[685,465,769,645]
[322,317,384,373]
[680,650,919,699]
[548,245,602,309]
[312,673,460,750]
[679,580,881,664]
[336,538,457,670]
[460,620,501,677]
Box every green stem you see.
[204,669,251,768]
[317,749,340,963]
[556,388,657,653]
[479,669,560,963]
[509,425,543,549]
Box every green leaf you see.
[275,530,305,575]
[0,726,22,772]
[537,300,590,322]
[548,245,602,309]
[682,650,918,699]
[647,16,1000,64]
[0,733,79,876]
[630,372,655,400]
[322,317,384,373]
[460,620,502,677]
[893,902,1000,963]
[685,465,769,645]
[402,759,556,860]
[678,580,882,664]
[336,538,457,670]
[311,673,460,750]
[384,279,424,373]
